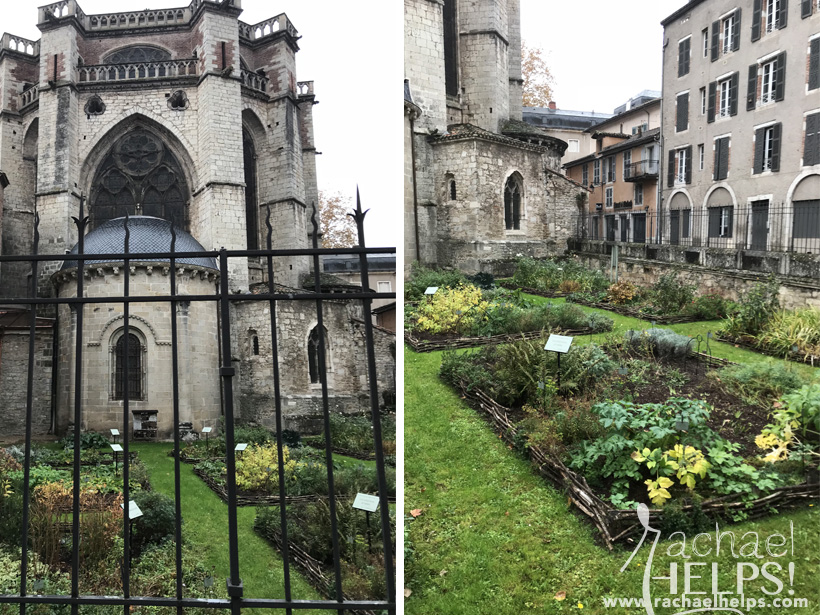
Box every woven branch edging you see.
[258,528,378,614]
[193,467,396,507]
[303,442,397,466]
[714,334,820,366]
[456,382,818,550]
[498,282,566,298]
[567,297,704,324]
[404,328,591,353]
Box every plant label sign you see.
[110,444,123,452]
[121,500,143,520]
[544,334,573,354]
[424,287,439,295]
[352,493,380,512]
[202,427,212,433]
[110,428,119,436]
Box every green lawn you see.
[132,443,324,609]
[404,304,820,615]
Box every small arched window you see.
[449,178,457,200]
[307,326,329,384]
[504,174,522,230]
[252,335,259,356]
[114,333,143,400]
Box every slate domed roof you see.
[62,216,218,271]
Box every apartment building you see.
[565,93,661,243]
[522,102,611,165]
[661,0,820,251]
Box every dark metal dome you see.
[62,216,218,271]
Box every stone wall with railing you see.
[78,58,198,83]
[238,14,298,42]
[1,34,40,57]
[240,69,269,94]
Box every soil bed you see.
[405,327,590,353]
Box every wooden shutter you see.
[747,64,758,111]
[715,137,729,180]
[708,208,720,237]
[810,39,820,91]
[684,145,692,184]
[668,149,676,187]
[729,72,739,116]
[678,39,690,77]
[770,123,782,172]
[777,0,788,29]
[774,52,786,101]
[711,20,720,61]
[805,112,820,166]
[754,127,765,174]
[726,207,734,238]
[707,81,717,123]
[752,0,762,41]
[676,93,689,132]
[713,139,721,180]
[803,0,813,18]
[732,8,741,51]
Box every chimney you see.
[548,101,557,110]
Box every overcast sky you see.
[1,0,402,248]
[521,0,689,114]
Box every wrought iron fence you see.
[573,202,820,253]
[0,195,396,614]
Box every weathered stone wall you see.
[54,265,221,437]
[432,137,578,273]
[0,328,53,438]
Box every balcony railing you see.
[238,13,298,42]
[19,85,39,110]
[624,159,659,182]
[1,33,40,56]
[78,58,198,83]
[240,68,269,94]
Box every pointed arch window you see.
[243,128,259,249]
[504,174,522,230]
[114,333,143,400]
[308,325,329,384]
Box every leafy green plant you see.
[753,307,820,359]
[235,443,297,494]
[684,293,735,320]
[406,263,468,301]
[756,384,820,463]
[722,278,780,337]
[711,361,807,408]
[131,490,177,557]
[625,328,693,359]
[414,284,488,335]
[650,272,696,314]
[59,431,111,450]
[606,280,638,305]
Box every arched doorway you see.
[89,127,189,230]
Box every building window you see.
[714,136,730,180]
[678,37,691,77]
[698,143,705,170]
[708,73,738,122]
[593,159,601,185]
[114,333,142,400]
[805,112,820,166]
[605,187,613,208]
[748,52,786,110]
[623,151,631,180]
[722,13,736,54]
[793,200,820,241]
[606,156,616,183]
[582,164,589,186]
[700,87,706,115]
[443,0,459,97]
[766,0,781,32]
[504,174,522,230]
[667,146,692,187]
[105,45,171,64]
[719,79,731,118]
[676,92,689,132]
[809,38,819,91]
[308,325,329,384]
[568,139,580,153]
[702,28,709,57]
[708,206,734,238]
[677,148,688,183]
[252,335,259,356]
[634,183,644,206]
[449,178,457,200]
[377,281,392,293]
[754,124,782,173]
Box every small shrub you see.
[650,272,695,314]
[414,284,488,335]
[60,431,110,450]
[406,263,467,301]
[559,343,616,395]
[235,443,297,494]
[131,490,176,557]
[234,425,274,446]
[607,281,637,305]
[466,271,495,290]
[722,278,780,337]
[753,307,820,358]
[684,293,734,320]
[558,279,580,293]
[626,328,692,359]
[712,361,808,407]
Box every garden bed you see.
[497,281,565,298]
[567,296,703,324]
[302,441,397,466]
[404,327,591,353]
[455,381,817,549]
[715,333,820,366]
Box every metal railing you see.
[573,202,820,254]
[0,197,396,614]
[78,58,198,83]
[623,159,659,181]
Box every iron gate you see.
[0,194,396,614]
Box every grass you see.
[404,300,820,614]
[132,442,324,610]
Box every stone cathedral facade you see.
[0,0,394,438]
[404,0,587,277]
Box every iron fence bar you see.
[168,223,184,614]
[309,205,345,611]
[122,213,133,613]
[18,213,40,615]
[350,190,396,609]
[264,206,293,615]
[0,595,394,610]
[218,247,244,614]
[70,197,89,615]
[0,292,396,305]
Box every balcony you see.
[1,33,40,57]
[78,58,198,84]
[240,68,269,94]
[19,85,39,111]
[624,159,659,182]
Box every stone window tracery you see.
[91,128,189,230]
[308,325,329,384]
[113,332,143,400]
[504,174,522,231]
[105,46,171,64]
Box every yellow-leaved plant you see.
[664,444,711,489]
[235,443,297,494]
[632,445,710,507]
[414,284,488,335]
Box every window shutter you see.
[713,139,721,180]
[708,208,720,237]
[777,0,788,29]
[678,39,690,77]
[774,52,786,101]
[711,20,720,61]
[668,149,676,187]
[684,145,692,184]
[707,81,717,123]
[727,207,734,238]
[747,64,758,111]
[729,72,739,116]
[754,127,765,174]
[810,39,820,91]
[732,8,741,51]
[770,123,782,172]
[752,0,762,41]
[716,137,730,180]
[676,93,689,132]
[802,0,813,18]
[805,112,820,166]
